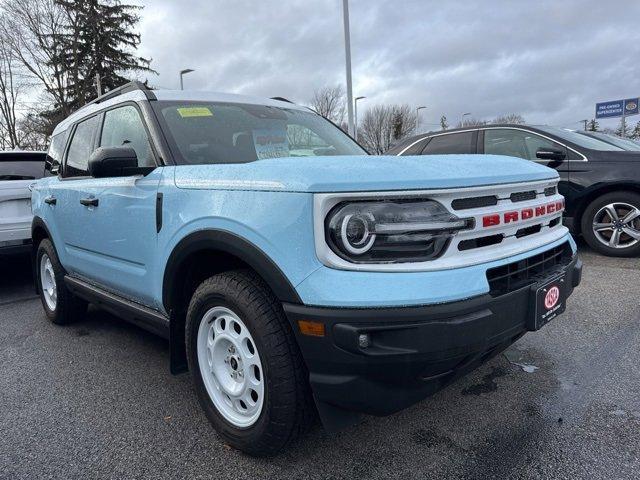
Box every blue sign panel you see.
[596,100,624,118]
[623,98,639,116]
[596,98,639,118]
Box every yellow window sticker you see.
[177,107,213,118]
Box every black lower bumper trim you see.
[284,254,582,426]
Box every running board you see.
[64,275,170,339]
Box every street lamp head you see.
[355,96,366,101]
[417,106,427,111]
[180,68,195,75]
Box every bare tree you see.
[492,113,526,124]
[456,117,487,128]
[0,29,22,148]
[358,104,417,154]
[1,0,73,131]
[310,85,346,125]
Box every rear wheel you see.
[581,191,640,257]
[36,239,87,324]
[185,270,314,456]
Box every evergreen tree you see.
[440,115,448,131]
[615,118,631,138]
[587,119,599,131]
[631,121,640,140]
[54,0,156,110]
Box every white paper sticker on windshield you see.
[253,129,289,160]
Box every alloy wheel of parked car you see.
[196,306,265,428]
[39,253,57,311]
[582,192,640,257]
[592,202,640,249]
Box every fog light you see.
[358,333,370,349]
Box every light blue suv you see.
[32,82,582,456]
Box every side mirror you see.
[535,147,566,162]
[44,156,60,175]
[88,147,151,178]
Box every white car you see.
[0,151,47,254]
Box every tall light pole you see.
[580,119,588,131]
[354,96,366,140]
[342,0,355,137]
[180,68,194,90]
[461,112,471,127]
[416,106,426,133]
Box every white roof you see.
[52,89,308,136]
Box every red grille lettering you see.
[504,211,519,223]
[483,214,500,227]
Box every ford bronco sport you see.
[32,82,582,456]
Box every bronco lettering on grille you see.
[482,200,564,228]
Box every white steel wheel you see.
[40,253,57,311]
[197,306,264,428]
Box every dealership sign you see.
[596,98,639,119]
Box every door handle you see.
[79,197,99,207]
[44,196,57,205]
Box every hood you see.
[174,154,558,193]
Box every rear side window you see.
[484,129,563,161]
[388,137,428,155]
[65,115,100,177]
[47,131,69,172]
[100,105,155,167]
[421,132,476,154]
[0,160,45,180]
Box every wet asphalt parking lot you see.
[1,242,639,480]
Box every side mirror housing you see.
[44,156,60,175]
[88,147,152,178]
[536,147,566,162]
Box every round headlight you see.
[340,213,376,255]
[325,199,473,264]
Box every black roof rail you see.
[270,96,294,104]
[86,81,156,107]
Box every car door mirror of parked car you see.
[88,147,154,178]
[535,147,566,162]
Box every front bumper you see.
[284,253,582,428]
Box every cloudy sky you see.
[134,0,640,132]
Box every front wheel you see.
[185,270,314,456]
[581,192,640,257]
[36,239,88,324]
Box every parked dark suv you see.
[389,124,640,257]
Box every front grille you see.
[486,242,573,296]
[510,190,537,202]
[458,234,503,251]
[515,224,542,238]
[451,195,498,210]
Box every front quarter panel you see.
[154,166,320,311]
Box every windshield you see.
[153,101,366,165]
[579,131,640,151]
[535,126,624,151]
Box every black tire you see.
[581,191,640,257]
[185,269,314,457]
[35,239,88,324]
